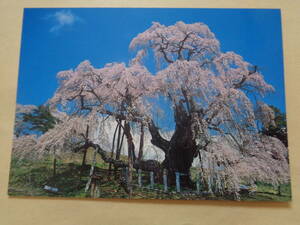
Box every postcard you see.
[9,8,291,201]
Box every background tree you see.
[261,105,288,147]
[22,105,60,134]
[14,104,37,137]
[18,105,60,175]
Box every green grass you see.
[240,182,291,202]
[8,152,292,201]
[8,150,132,199]
[9,158,87,197]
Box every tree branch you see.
[84,141,128,168]
[233,66,258,89]
[147,120,170,153]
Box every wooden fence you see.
[85,166,215,198]
[122,168,203,194]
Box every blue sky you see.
[17,8,286,129]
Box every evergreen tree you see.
[262,105,288,147]
[22,105,59,134]
[23,105,60,176]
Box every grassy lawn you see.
[8,152,291,201]
[240,182,291,202]
[9,158,87,197]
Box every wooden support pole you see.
[138,169,142,187]
[215,173,222,194]
[94,185,100,198]
[208,174,213,194]
[85,149,97,193]
[128,165,133,198]
[125,167,129,184]
[90,176,101,198]
[163,169,168,192]
[196,172,201,194]
[175,172,180,193]
[278,184,282,196]
[150,171,154,189]
[90,180,96,198]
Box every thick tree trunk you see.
[108,123,120,173]
[148,102,197,188]
[167,104,196,187]
[114,122,125,178]
[124,121,135,197]
[115,125,125,160]
[138,124,144,161]
[81,125,90,168]
[81,148,88,167]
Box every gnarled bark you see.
[148,102,197,187]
